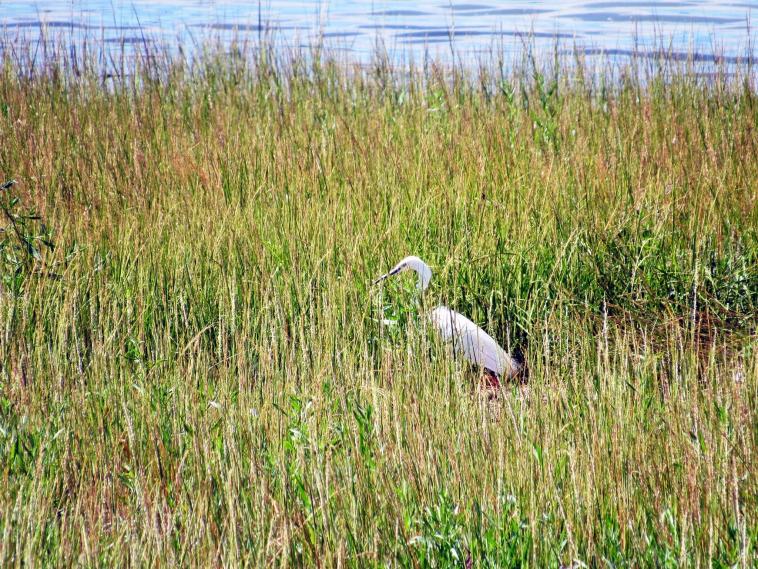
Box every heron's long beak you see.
[372,265,403,286]
[372,273,390,286]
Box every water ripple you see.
[0,0,754,65]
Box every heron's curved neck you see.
[407,260,432,291]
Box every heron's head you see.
[372,255,433,291]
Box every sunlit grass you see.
[0,36,756,566]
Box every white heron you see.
[372,255,521,382]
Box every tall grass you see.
[0,36,756,566]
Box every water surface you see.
[1,1,755,65]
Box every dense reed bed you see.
[0,38,756,566]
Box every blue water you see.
[1,1,756,65]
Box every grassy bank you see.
[0,41,756,566]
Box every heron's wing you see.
[428,306,519,378]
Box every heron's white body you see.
[427,306,519,378]
[374,255,520,379]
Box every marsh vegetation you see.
[0,39,756,565]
